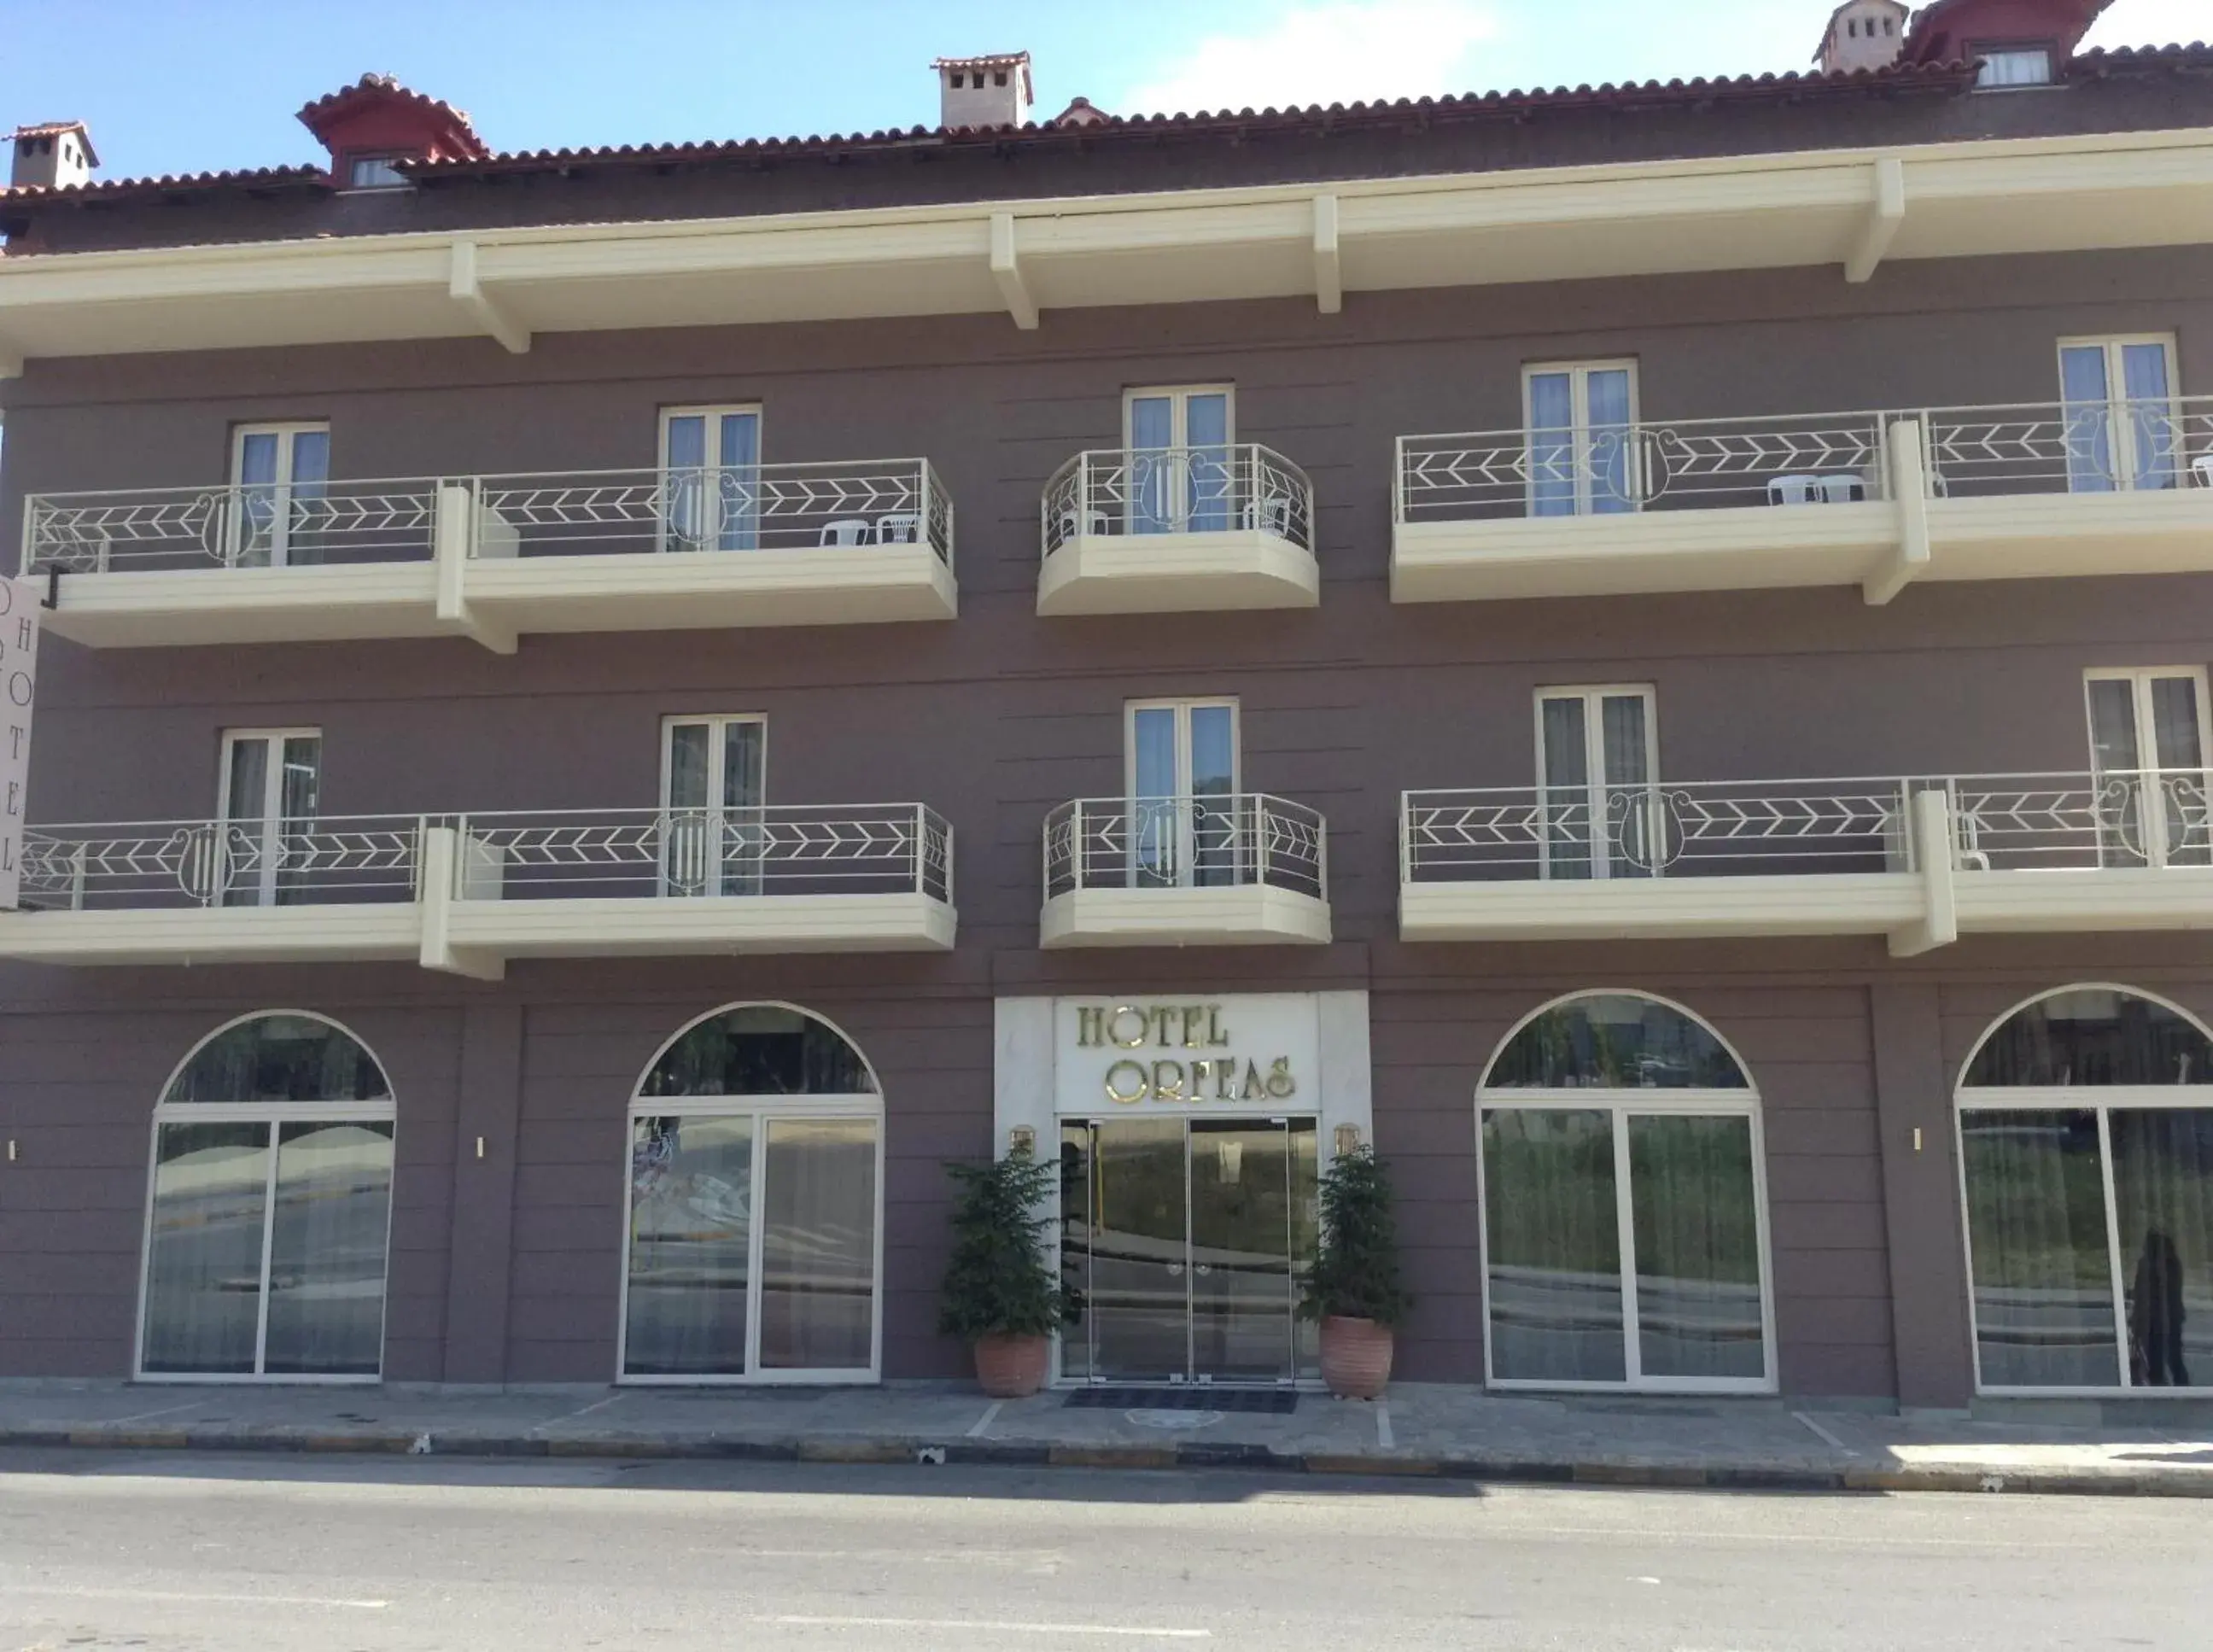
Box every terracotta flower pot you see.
[1318,1315,1394,1400]
[973,1333,1051,1398]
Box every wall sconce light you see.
[1334,1124,1362,1156]
[1008,1125,1037,1156]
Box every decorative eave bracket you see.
[1846,156,1907,285]
[990,213,1039,330]
[449,240,530,354]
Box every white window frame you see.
[1954,983,2213,1398]
[1521,359,1641,517]
[1123,385,1236,534]
[2057,335,2181,494]
[1124,698,1241,890]
[616,1002,885,1386]
[2082,667,2212,872]
[657,714,767,898]
[1474,991,1778,1397]
[218,727,321,909]
[1533,685,1660,881]
[227,422,330,569]
[1974,44,2055,89]
[657,403,763,553]
[133,1010,397,1386]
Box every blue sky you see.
[0,0,2202,183]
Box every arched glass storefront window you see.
[139,1013,395,1381]
[622,1004,882,1384]
[1478,992,1772,1394]
[1957,986,2213,1394]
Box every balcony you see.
[1392,397,2213,606]
[0,814,428,966]
[0,804,954,973]
[1399,770,2213,954]
[1040,794,1330,948]
[425,804,955,977]
[1037,446,1317,616]
[20,458,957,651]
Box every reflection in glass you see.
[262,1121,393,1375]
[1084,1118,1190,1381]
[1489,995,1748,1090]
[644,1006,875,1099]
[1629,1115,1765,1381]
[141,1123,272,1375]
[624,1115,755,1376]
[165,1014,389,1106]
[1482,1108,1626,1382]
[758,1118,878,1370]
[2109,1110,2213,1389]
[1189,1120,1313,1383]
[1961,1109,2120,1387]
[1965,990,2213,1088]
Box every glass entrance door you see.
[1060,1116,1317,1385]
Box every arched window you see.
[1957,985,2213,1395]
[622,1004,881,1383]
[1478,991,1772,1393]
[139,1013,395,1381]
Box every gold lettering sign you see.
[1079,1002,1299,1106]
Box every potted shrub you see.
[939,1142,1068,1398]
[1300,1145,1410,1400]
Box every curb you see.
[3,1426,2205,1499]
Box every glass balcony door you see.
[1537,687,1657,880]
[1127,699,1238,890]
[662,715,767,896]
[1060,1116,1317,1386]
[661,406,762,552]
[218,729,321,908]
[230,423,330,568]
[1126,386,1233,535]
[1525,362,1637,517]
[2086,668,2211,869]
[2059,337,2179,494]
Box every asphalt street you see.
[0,1449,2206,1650]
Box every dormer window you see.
[1975,44,2055,88]
[345,154,409,189]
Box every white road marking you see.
[102,1399,210,1427]
[7,1584,388,1610]
[755,1616,1206,1638]
[966,1401,1004,1439]
[539,1392,625,1427]
[1793,1411,1857,1456]
[1375,1402,1395,1451]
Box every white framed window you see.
[1124,384,1235,534]
[1956,984,2213,1395]
[659,405,762,552]
[621,1003,884,1385]
[2084,668,2211,870]
[659,715,767,897]
[1975,45,2054,88]
[1477,991,1777,1395]
[1524,360,1638,517]
[219,729,321,909]
[2058,335,2181,493]
[229,423,330,568]
[1125,698,1240,889]
[344,155,409,189]
[1535,686,1658,881]
[137,1013,396,1383]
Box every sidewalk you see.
[2,1381,2207,1497]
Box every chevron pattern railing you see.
[468,459,953,562]
[1918,397,2213,498]
[15,815,426,910]
[1042,446,1314,556]
[1395,412,1892,523]
[1403,771,2213,882]
[1043,794,1327,899]
[20,482,442,575]
[450,804,952,902]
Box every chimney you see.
[1815,0,1909,73]
[9,122,97,191]
[933,52,1033,130]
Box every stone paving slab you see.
[0,1380,2207,1497]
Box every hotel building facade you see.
[3,2,2211,1412]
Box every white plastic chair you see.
[819,519,872,546]
[1818,474,1868,503]
[1057,507,1111,544]
[2193,455,2213,489]
[1766,475,1821,505]
[1243,495,1296,537]
[875,512,920,544]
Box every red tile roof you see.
[295,72,489,159]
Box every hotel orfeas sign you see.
[0,580,39,912]
[1054,995,1321,1111]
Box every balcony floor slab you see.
[0,904,426,966]
[1398,873,1922,943]
[1041,885,1332,948]
[443,892,957,959]
[1037,528,1319,616]
[40,563,447,648]
[464,546,957,633]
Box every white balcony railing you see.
[463,460,953,563]
[1401,771,2213,884]
[447,804,953,903]
[1394,396,2213,525]
[16,815,427,911]
[20,481,443,574]
[1044,794,1326,899]
[1042,446,1314,557]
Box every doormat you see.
[1064,1386,1299,1415]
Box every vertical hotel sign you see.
[0,579,38,911]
